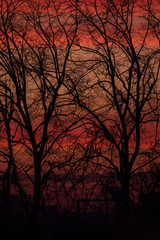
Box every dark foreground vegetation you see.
[0,190,160,240]
[0,0,159,238]
[1,171,160,239]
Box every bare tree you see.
[0,1,159,237]
[0,79,16,239]
[0,0,80,237]
[143,0,160,45]
[68,0,160,210]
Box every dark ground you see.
[0,195,160,240]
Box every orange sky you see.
[0,0,159,159]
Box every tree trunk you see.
[28,155,41,239]
[28,190,41,239]
[120,173,130,214]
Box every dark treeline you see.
[0,0,159,239]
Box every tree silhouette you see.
[144,0,160,45]
[68,0,160,211]
[0,0,159,238]
[0,0,79,237]
[0,78,15,239]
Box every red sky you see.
[0,0,159,158]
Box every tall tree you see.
[0,78,15,239]
[68,0,160,210]
[0,0,79,236]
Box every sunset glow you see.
[0,0,159,239]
